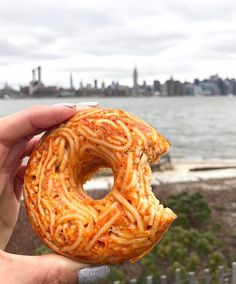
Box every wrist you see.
[0,250,11,283]
[0,251,33,284]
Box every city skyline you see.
[1,66,236,98]
[1,0,236,87]
[1,66,236,90]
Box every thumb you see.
[4,252,110,284]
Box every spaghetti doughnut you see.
[24,108,176,264]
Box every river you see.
[0,96,235,161]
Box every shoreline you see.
[1,95,235,99]
[19,159,236,199]
[83,159,236,191]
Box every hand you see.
[0,250,110,283]
[0,103,79,248]
[0,102,110,283]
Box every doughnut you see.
[24,107,176,264]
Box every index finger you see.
[0,104,76,145]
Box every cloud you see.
[68,32,188,56]
[199,28,236,59]
[0,0,236,86]
[0,2,119,38]
[0,37,64,64]
[166,0,236,22]
[0,39,24,57]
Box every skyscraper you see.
[79,80,83,89]
[70,73,74,90]
[133,67,138,88]
[94,79,98,89]
[133,67,138,95]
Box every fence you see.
[112,262,236,284]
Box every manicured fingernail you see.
[78,266,110,283]
[76,102,99,112]
[54,103,76,108]
[78,102,98,107]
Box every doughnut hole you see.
[81,160,114,200]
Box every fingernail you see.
[78,102,98,107]
[78,266,110,283]
[54,103,76,108]
[76,102,99,112]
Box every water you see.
[0,96,235,160]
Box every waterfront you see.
[0,96,235,160]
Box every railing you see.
[112,262,236,284]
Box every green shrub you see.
[139,192,226,281]
[164,192,211,229]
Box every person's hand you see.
[0,250,110,283]
[0,102,110,283]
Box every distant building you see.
[183,83,195,96]
[153,80,161,95]
[14,66,236,98]
[174,80,183,96]
[21,66,60,97]
[0,83,21,98]
[223,78,236,95]
[86,83,92,90]
[166,77,175,96]
[28,66,44,96]
[70,73,74,90]
[199,81,220,96]
[59,73,77,97]
[228,79,236,95]
[34,86,59,97]
[133,67,138,95]
[94,79,98,90]
[165,77,183,96]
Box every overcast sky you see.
[1,0,236,88]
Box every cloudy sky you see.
[1,0,236,88]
